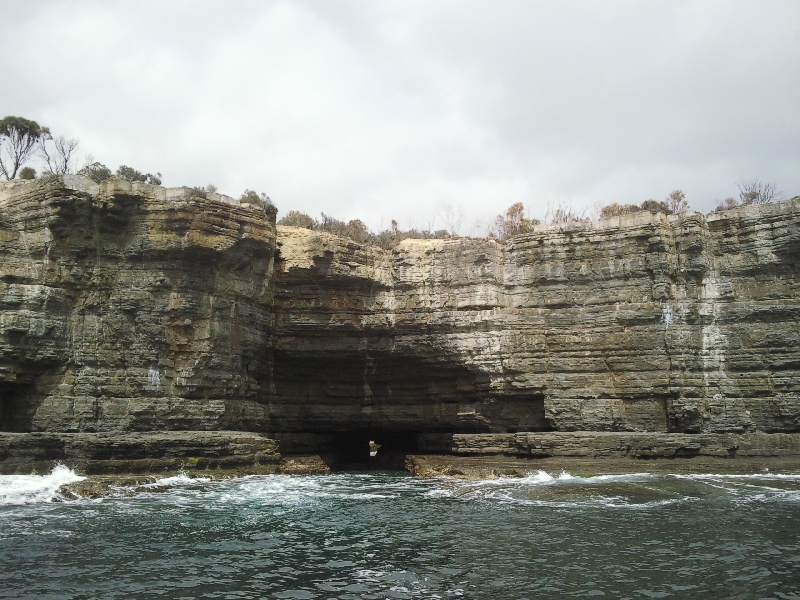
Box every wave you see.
[0,464,85,505]
[675,473,800,480]
[142,472,212,488]
[102,472,405,509]
[5,466,798,509]
[421,469,800,508]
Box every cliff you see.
[0,176,277,433]
[1,176,799,466]
[273,201,800,437]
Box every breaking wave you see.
[3,468,798,598]
[0,464,85,505]
[4,466,799,510]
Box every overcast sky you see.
[2,1,799,233]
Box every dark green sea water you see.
[1,467,799,599]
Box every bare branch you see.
[737,179,782,205]
[40,135,79,175]
[665,190,689,214]
[545,199,587,224]
[436,203,466,236]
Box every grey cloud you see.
[1,0,798,232]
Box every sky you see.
[2,0,799,234]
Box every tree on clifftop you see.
[116,165,162,185]
[665,190,689,214]
[278,210,315,229]
[39,133,80,175]
[737,179,782,204]
[0,116,49,179]
[78,161,113,182]
[492,202,539,239]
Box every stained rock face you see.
[0,176,276,433]
[1,176,798,443]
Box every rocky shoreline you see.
[2,430,798,498]
[405,454,800,480]
[1,179,799,498]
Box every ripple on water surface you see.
[1,467,799,598]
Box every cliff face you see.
[272,202,800,436]
[1,176,798,441]
[0,176,276,433]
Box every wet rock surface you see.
[0,430,282,475]
[405,453,800,480]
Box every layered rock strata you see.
[0,176,277,433]
[272,200,800,437]
[0,430,280,475]
[418,431,800,459]
[1,176,799,467]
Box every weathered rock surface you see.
[418,431,800,458]
[405,454,800,480]
[272,199,800,437]
[1,176,799,464]
[0,430,280,474]
[0,176,277,433]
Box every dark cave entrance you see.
[327,430,420,468]
[0,382,36,432]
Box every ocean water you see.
[1,467,799,599]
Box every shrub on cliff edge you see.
[278,210,315,229]
[78,162,113,182]
[600,200,676,218]
[492,202,539,239]
[277,209,451,248]
[19,166,36,180]
[240,189,276,211]
[116,165,162,186]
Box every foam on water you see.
[111,468,795,511]
[676,472,800,480]
[145,472,212,487]
[424,470,670,507]
[0,464,85,505]
[6,466,797,510]
[673,472,800,503]
[426,470,800,507]
[3,468,800,597]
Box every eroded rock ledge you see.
[0,430,280,474]
[419,431,800,459]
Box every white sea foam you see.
[672,473,800,503]
[421,470,698,508]
[419,468,800,508]
[0,464,85,505]
[440,470,653,487]
[675,473,800,480]
[146,472,212,487]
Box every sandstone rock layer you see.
[272,200,800,437]
[0,176,276,433]
[1,177,799,454]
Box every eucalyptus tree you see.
[0,116,49,179]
